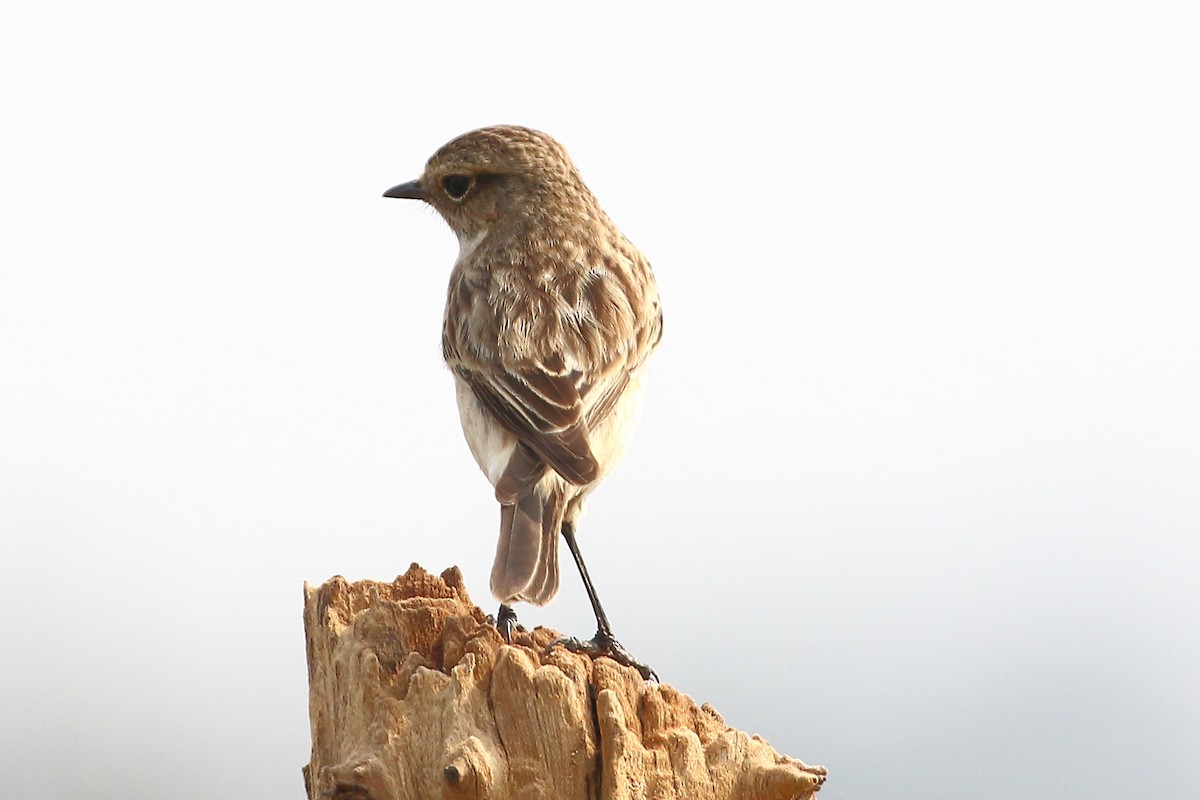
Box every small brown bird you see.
[384,126,663,679]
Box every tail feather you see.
[524,504,560,604]
[490,484,564,606]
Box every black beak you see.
[383,179,425,200]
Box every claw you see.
[545,629,658,682]
[493,603,518,643]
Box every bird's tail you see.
[490,482,564,606]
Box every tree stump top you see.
[304,563,827,800]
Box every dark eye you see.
[442,174,473,200]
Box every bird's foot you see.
[486,604,520,643]
[545,627,658,682]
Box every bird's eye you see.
[442,174,473,200]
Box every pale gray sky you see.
[2,2,1197,798]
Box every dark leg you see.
[564,522,615,638]
[546,522,658,681]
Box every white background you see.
[2,2,1197,798]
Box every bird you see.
[384,126,663,679]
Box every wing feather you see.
[457,366,599,485]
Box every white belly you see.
[586,367,648,482]
[454,376,517,486]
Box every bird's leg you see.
[489,603,519,643]
[545,522,658,681]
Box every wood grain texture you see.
[303,564,826,800]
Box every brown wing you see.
[485,294,660,497]
[456,365,599,486]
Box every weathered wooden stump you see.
[303,564,826,800]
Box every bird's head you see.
[384,125,586,242]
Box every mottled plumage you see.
[385,126,662,616]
